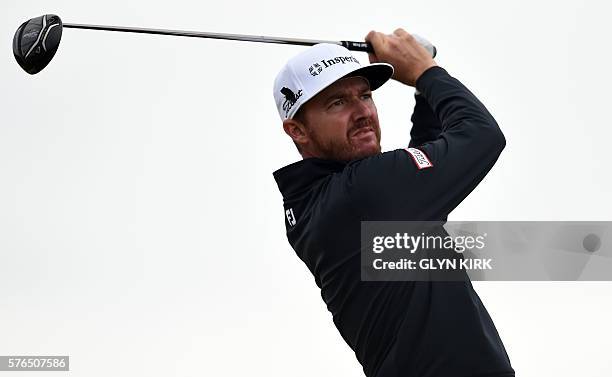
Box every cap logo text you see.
[308,55,360,76]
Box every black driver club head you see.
[13,14,63,75]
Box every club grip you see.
[341,41,373,52]
[341,34,437,58]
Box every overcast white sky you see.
[2,1,611,376]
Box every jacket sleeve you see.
[408,91,444,147]
[344,66,506,220]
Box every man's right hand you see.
[365,28,438,87]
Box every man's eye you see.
[361,93,372,100]
[331,99,344,107]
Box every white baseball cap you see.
[273,43,394,121]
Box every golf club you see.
[13,14,437,75]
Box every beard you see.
[307,123,382,162]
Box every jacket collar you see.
[273,158,347,198]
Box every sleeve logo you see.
[404,147,433,169]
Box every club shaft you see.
[63,22,348,49]
[62,23,437,56]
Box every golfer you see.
[272,28,515,377]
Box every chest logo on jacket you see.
[285,208,297,226]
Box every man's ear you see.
[283,118,309,147]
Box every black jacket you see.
[273,66,515,377]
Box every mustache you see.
[349,118,377,135]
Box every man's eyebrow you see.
[323,90,347,104]
[322,85,371,104]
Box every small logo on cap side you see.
[280,87,303,117]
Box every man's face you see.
[294,76,381,162]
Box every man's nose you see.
[351,97,373,120]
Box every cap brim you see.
[342,62,394,91]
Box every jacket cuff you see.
[415,66,449,94]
